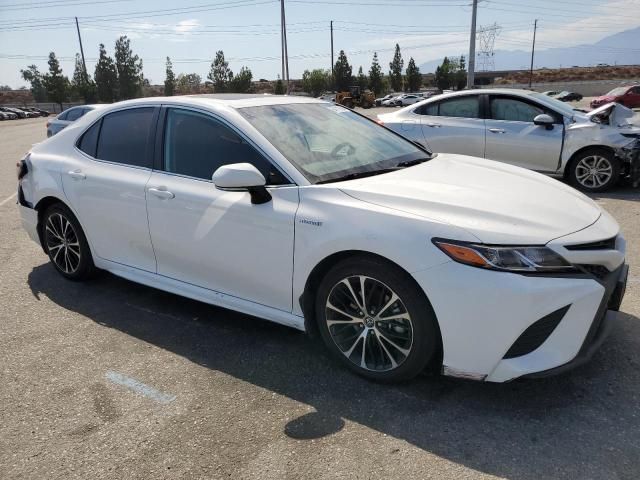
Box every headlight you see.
[433,239,577,273]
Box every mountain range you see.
[418,27,640,73]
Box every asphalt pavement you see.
[1,117,639,480]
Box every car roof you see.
[98,94,325,111]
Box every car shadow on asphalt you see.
[27,264,640,479]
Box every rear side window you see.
[96,108,155,168]
[77,120,101,157]
[163,108,287,184]
[490,97,544,122]
[66,108,84,122]
[438,97,480,118]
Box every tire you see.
[568,147,620,192]
[315,255,440,382]
[42,203,96,281]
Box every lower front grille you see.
[503,305,570,359]
[578,264,611,281]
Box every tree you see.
[435,56,452,90]
[455,55,467,90]
[20,65,47,102]
[176,73,201,94]
[94,43,118,102]
[71,53,96,103]
[274,75,285,95]
[229,66,253,93]
[301,69,330,97]
[208,50,233,93]
[114,35,143,100]
[368,52,383,96]
[333,50,352,91]
[405,57,421,92]
[42,52,69,109]
[164,57,176,96]
[356,66,368,90]
[389,44,404,92]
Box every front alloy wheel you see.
[316,256,439,382]
[569,148,620,192]
[325,276,413,372]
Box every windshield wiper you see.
[316,168,398,184]
[395,157,430,168]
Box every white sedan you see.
[379,89,640,191]
[17,95,628,382]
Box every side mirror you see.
[212,163,271,204]
[533,113,554,130]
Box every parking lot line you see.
[105,370,176,404]
[0,192,16,207]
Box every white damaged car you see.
[379,89,640,191]
[17,95,629,383]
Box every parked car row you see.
[0,106,50,120]
[379,88,640,192]
[376,91,441,107]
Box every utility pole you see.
[280,0,290,93]
[75,17,88,83]
[528,19,538,88]
[467,0,478,89]
[330,20,334,91]
[280,2,285,88]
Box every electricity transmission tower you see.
[476,23,501,71]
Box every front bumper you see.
[412,218,627,383]
[616,137,640,188]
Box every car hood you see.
[337,154,602,244]
[586,102,635,126]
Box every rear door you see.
[62,106,158,272]
[484,94,563,172]
[416,94,485,156]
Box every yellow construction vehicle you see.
[335,86,375,109]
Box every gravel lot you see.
[1,117,639,480]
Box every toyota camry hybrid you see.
[16,95,628,383]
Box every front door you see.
[484,95,563,172]
[145,107,298,312]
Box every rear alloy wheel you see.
[43,204,96,280]
[316,257,439,382]
[569,148,620,192]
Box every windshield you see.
[529,92,575,117]
[606,87,627,96]
[239,103,429,184]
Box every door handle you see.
[424,123,441,128]
[148,187,175,200]
[67,170,86,180]
[489,128,506,134]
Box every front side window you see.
[438,97,480,118]
[57,110,69,120]
[490,97,544,122]
[96,107,155,168]
[239,103,428,184]
[163,108,287,184]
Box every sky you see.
[0,0,638,88]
